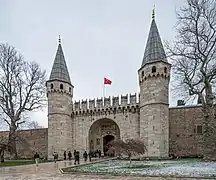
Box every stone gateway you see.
[0,11,205,159]
[89,119,120,155]
[46,12,170,159]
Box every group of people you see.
[90,149,102,158]
[34,151,59,166]
[64,150,93,165]
[63,150,82,165]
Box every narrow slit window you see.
[141,71,144,77]
[152,66,156,73]
[196,125,203,134]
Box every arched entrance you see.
[88,118,120,156]
[103,135,114,155]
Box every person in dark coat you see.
[34,152,40,166]
[88,151,92,162]
[74,151,80,165]
[64,151,66,160]
[68,151,72,160]
[98,150,101,159]
[83,151,88,162]
[53,152,58,163]
[73,150,76,159]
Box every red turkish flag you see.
[104,77,112,85]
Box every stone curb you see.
[60,170,216,180]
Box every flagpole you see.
[102,84,105,106]
[103,84,105,97]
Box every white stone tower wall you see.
[47,81,73,159]
[139,62,171,158]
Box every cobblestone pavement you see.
[0,159,210,180]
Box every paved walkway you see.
[0,159,210,180]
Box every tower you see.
[138,9,171,158]
[46,36,74,159]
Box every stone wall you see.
[0,105,207,159]
[0,128,48,159]
[169,105,203,157]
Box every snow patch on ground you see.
[68,159,216,178]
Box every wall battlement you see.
[73,93,140,112]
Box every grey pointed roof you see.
[49,42,71,84]
[141,19,167,67]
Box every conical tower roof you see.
[141,9,167,68]
[49,37,71,84]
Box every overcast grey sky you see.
[0,0,186,128]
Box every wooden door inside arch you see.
[103,135,114,156]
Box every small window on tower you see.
[69,87,71,92]
[60,84,63,89]
[196,125,203,134]
[51,84,54,89]
[152,66,156,73]
[164,67,167,73]
[141,71,144,77]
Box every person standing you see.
[83,151,88,162]
[53,152,58,163]
[74,151,80,165]
[98,150,101,159]
[64,151,67,160]
[34,152,40,167]
[68,151,72,160]
[73,150,76,159]
[88,151,92,162]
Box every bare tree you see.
[0,43,46,159]
[107,139,146,163]
[25,120,43,129]
[166,0,216,160]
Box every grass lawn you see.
[0,159,51,167]
[62,158,216,178]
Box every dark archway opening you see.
[88,118,120,157]
[103,135,114,156]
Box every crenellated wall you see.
[0,104,208,159]
[72,93,140,112]
[71,93,140,152]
